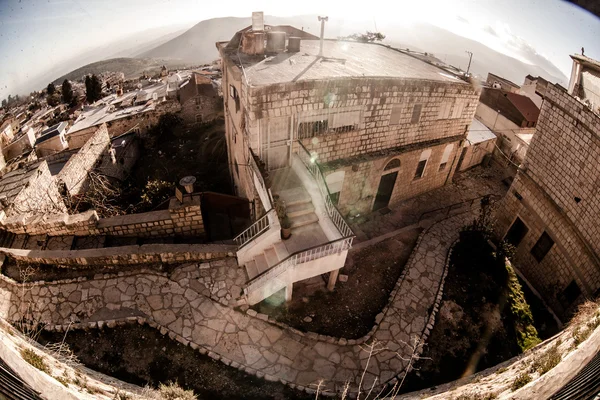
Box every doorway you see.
[373,171,398,211]
[505,217,528,247]
[456,147,468,172]
[262,117,291,170]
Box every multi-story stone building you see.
[495,54,600,320]
[217,15,479,305]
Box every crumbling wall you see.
[1,194,205,239]
[10,161,67,218]
[57,123,110,196]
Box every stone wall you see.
[67,101,181,149]
[1,194,205,239]
[10,161,67,218]
[0,243,234,267]
[323,138,463,216]
[57,123,110,196]
[494,84,600,319]
[179,75,222,124]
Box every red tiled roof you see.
[506,92,540,122]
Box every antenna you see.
[465,51,473,75]
[318,16,329,57]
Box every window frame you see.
[411,104,422,124]
[530,231,554,262]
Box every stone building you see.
[217,15,479,305]
[179,72,222,124]
[494,55,600,319]
[569,54,600,114]
[476,87,539,167]
[486,72,521,93]
[34,121,69,157]
[456,118,496,172]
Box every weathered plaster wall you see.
[10,161,67,218]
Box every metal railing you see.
[297,141,354,238]
[232,149,276,249]
[233,208,276,247]
[244,236,353,296]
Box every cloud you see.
[483,25,498,37]
[455,15,469,24]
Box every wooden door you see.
[265,117,290,170]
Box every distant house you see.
[179,72,222,124]
[456,118,497,172]
[34,121,69,157]
[519,75,544,109]
[486,72,521,93]
[0,116,17,146]
[2,127,36,162]
[476,87,539,166]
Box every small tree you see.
[47,83,56,95]
[61,79,74,105]
[46,94,60,107]
[343,31,386,43]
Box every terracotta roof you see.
[506,92,540,122]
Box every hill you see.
[140,15,567,86]
[52,58,187,84]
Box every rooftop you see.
[222,39,466,86]
[467,119,497,144]
[67,102,155,134]
[0,161,41,206]
[35,121,68,145]
[479,88,540,124]
[570,54,600,73]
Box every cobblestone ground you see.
[0,213,474,394]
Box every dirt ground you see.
[119,118,231,212]
[38,324,311,400]
[251,228,422,339]
[400,233,559,393]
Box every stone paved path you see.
[0,213,473,394]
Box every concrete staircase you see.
[245,241,289,280]
[277,186,319,230]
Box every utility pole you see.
[465,51,473,75]
[318,16,328,57]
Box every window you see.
[384,159,401,171]
[390,105,403,125]
[439,144,454,171]
[229,84,240,112]
[505,217,528,247]
[437,102,452,119]
[451,100,465,119]
[330,191,340,206]
[325,171,345,206]
[530,231,554,262]
[411,104,422,124]
[298,119,328,139]
[560,280,582,305]
[414,149,431,179]
[330,110,361,133]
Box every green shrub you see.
[20,348,50,373]
[511,372,532,391]
[505,262,541,351]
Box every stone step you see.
[245,260,259,280]
[290,212,319,230]
[273,241,289,260]
[264,247,280,267]
[286,202,315,218]
[254,253,269,274]
[277,187,312,207]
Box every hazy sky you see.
[1,0,599,100]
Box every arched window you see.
[439,144,454,171]
[384,158,401,171]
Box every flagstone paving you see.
[0,212,473,394]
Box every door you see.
[372,171,398,211]
[264,117,290,170]
[455,147,468,172]
[504,217,528,247]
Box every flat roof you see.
[36,121,68,145]
[0,161,41,206]
[223,39,466,86]
[467,119,496,144]
[67,102,155,134]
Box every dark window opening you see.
[505,217,528,247]
[514,191,523,201]
[229,85,240,112]
[384,159,401,171]
[298,120,328,139]
[560,280,582,305]
[331,124,357,134]
[530,231,554,262]
[414,159,427,179]
[411,104,422,124]
[438,162,447,172]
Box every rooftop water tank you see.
[266,31,286,53]
[288,37,301,52]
